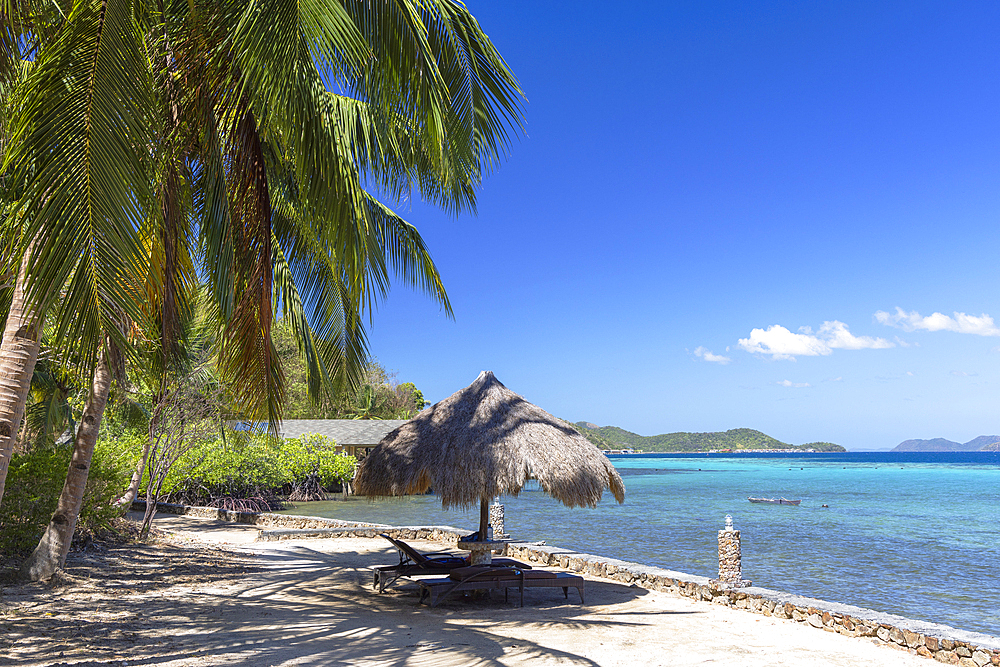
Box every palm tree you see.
[0,38,37,499]
[1,0,523,577]
[0,0,152,508]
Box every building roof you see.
[276,419,409,445]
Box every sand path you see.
[1,513,934,666]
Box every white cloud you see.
[738,325,829,360]
[778,380,811,388]
[875,308,1000,336]
[738,321,893,360]
[820,320,894,351]
[950,370,977,377]
[694,346,731,365]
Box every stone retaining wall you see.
[501,542,1000,666]
[257,525,469,544]
[129,501,388,531]
[137,502,1000,665]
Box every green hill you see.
[559,419,619,450]
[797,442,846,452]
[574,423,846,453]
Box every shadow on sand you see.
[3,540,700,667]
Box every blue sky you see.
[365,1,1000,450]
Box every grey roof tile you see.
[276,419,408,445]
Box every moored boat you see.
[748,497,801,505]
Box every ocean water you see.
[280,451,1000,636]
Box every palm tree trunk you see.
[114,437,152,508]
[0,248,43,506]
[479,497,489,540]
[19,347,111,581]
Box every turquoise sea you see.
[280,451,1000,636]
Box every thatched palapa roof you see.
[354,371,625,510]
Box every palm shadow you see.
[5,540,700,667]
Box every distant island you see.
[891,436,1000,452]
[569,422,846,453]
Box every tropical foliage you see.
[0,436,133,559]
[273,319,427,419]
[0,0,523,576]
[148,433,357,511]
[1,0,523,425]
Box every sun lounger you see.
[417,565,585,607]
[372,534,531,592]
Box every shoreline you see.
[136,501,1000,663]
[3,509,957,667]
[603,450,840,454]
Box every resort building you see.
[276,419,408,460]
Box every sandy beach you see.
[0,513,942,667]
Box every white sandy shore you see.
[0,512,940,667]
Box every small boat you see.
[748,497,801,505]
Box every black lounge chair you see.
[373,534,531,593]
[417,565,586,607]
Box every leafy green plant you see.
[0,435,134,560]
[156,433,356,509]
[0,446,68,558]
[79,437,136,537]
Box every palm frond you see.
[178,0,517,427]
[0,0,19,86]
[227,0,369,108]
[5,0,157,372]
[152,163,198,361]
[340,0,525,213]
[271,211,369,400]
[192,101,237,322]
[215,103,285,429]
[23,355,74,447]
[223,0,524,226]
[264,125,448,409]
[364,194,450,314]
[223,18,371,233]
[109,393,150,429]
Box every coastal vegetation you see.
[573,423,846,452]
[0,300,415,566]
[797,442,844,451]
[144,433,356,511]
[560,420,620,450]
[0,425,356,558]
[0,1,523,580]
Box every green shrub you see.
[0,446,68,558]
[81,434,141,535]
[274,434,357,487]
[0,435,135,559]
[157,433,356,506]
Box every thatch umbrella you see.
[354,371,625,540]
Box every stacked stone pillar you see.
[713,515,751,588]
[489,498,508,538]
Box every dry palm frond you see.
[355,371,625,510]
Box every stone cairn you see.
[489,497,508,538]
[711,515,751,589]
